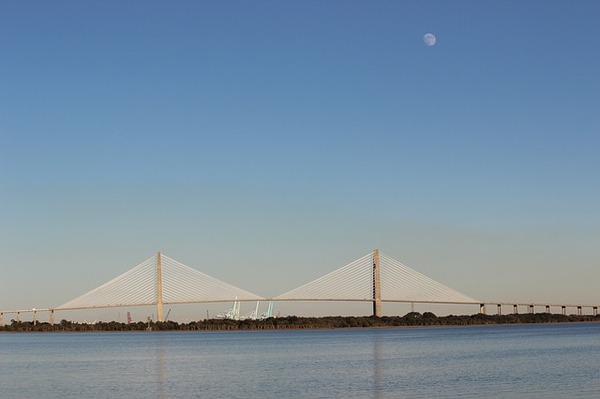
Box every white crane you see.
[216,297,241,320]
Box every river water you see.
[1,323,598,398]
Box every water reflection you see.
[373,334,383,399]
[155,335,166,399]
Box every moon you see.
[423,33,436,46]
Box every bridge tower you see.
[372,249,382,317]
[156,251,164,322]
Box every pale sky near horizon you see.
[1,1,599,320]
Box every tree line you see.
[1,312,599,332]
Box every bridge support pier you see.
[562,306,566,315]
[480,304,486,315]
[0,312,3,325]
[545,305,550,314]
[528,305,534,314]
[49,309,55,325]
[372,249,382,317]
[577,306,582,316]
[156,251,164,322]
[594,307,598,316]
[497,304,502,315]
[513,305,518,314]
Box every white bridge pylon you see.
[56,253,265,312]
[274,251,479,305]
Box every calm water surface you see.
[1,323,599,398]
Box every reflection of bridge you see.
[1,250,598,324]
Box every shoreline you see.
[2,312,599,333]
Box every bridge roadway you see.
[1,300,598,325]
[481,302,599,316]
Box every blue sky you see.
[1,1,599,318]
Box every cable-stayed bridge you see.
[1,250,597,324]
